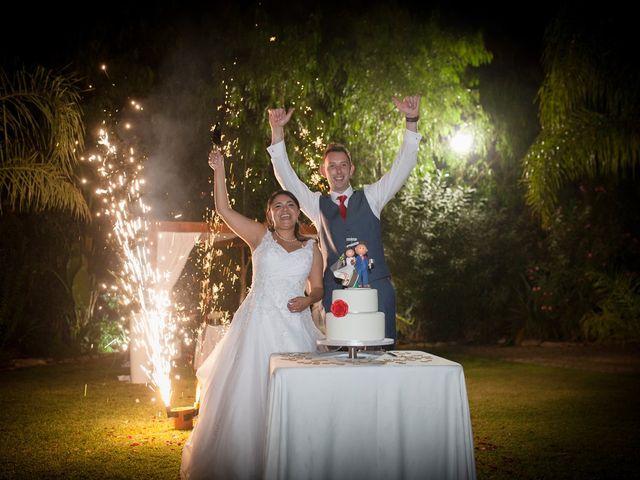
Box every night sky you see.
[2,1,556,70]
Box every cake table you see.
[317,338,394,358]
[264,350,477,479]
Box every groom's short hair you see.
[324,143,352,164]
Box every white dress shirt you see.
[267,129,422,229]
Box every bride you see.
[180,148,324,479]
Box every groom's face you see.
[321,151,354,193]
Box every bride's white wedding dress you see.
[181,230,323,479]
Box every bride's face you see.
[269,194,300,230]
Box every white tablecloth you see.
[264,350,476,480]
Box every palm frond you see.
[0,161,90,220]
[523,11,640,223]
[0,66,88,219]
[1,66,84,173]
[540,13,640,125]
[524,108,640,219]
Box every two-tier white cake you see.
[325,288,385,341]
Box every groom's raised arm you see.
[267,108,321,224]
[364,96,422,217]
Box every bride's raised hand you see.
[208,148,224,171]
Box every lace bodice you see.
[247,230,315,313]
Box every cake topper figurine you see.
[331,247,357,287]
[330,242,373,288]
[353,242,373,287]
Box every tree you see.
[159,5,495,342]
[522,9,640,223]
[520,8,640,342]
[0,67,90,220]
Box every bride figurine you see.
[331,247,357,287]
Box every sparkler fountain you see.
[88,116,177,412]
[85,54,327,429]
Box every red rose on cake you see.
[330,299,349,317]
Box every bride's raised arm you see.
[208,148,266,250]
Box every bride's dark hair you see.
[265,190,306,241]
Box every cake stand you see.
[317,338,394,359]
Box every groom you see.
[267,96,421,342]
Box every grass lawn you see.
[434,348,640,480]
[0,349,638,479]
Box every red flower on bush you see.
[330,299,349,317]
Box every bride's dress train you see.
[181,231,323,479]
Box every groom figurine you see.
[267,96,421,342]
[353,242,372,288]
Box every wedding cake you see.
[325,288,385,341]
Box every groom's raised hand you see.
[391,95,421,118]
[392,96,420,133]
[269,108,295,127]
[268,107,295,144]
